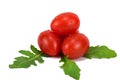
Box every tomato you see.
[62,33,89,59]
[38,30,61,56]
[51,12,80,36]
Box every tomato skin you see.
[51,12,80,36]
[62,33,89,59]
[38,30,61,56]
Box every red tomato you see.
[62,33,89,59]
[51,12,80,36]
[38,30,61,56]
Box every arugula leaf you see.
[84,45,117,59]
[60,56,80,80]
[19,50,35,57]
[30,45,41,55]
[9,45,44,68]
[30,45,49,57]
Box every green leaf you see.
[9,56,37,68]
[36,57,44,63]
[19,50,34,57]
[30,45,41,55]
[30,45,49,57]
[60,56,80,80]
[84,45,117,59]
[9,45,44,68]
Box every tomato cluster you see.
[38,12,89,59]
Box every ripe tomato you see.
[38,30,61,56]
[62,33,89,59]
[51,12,80,36]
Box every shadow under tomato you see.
[73,57,87,62]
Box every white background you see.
[0,0,120,80]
